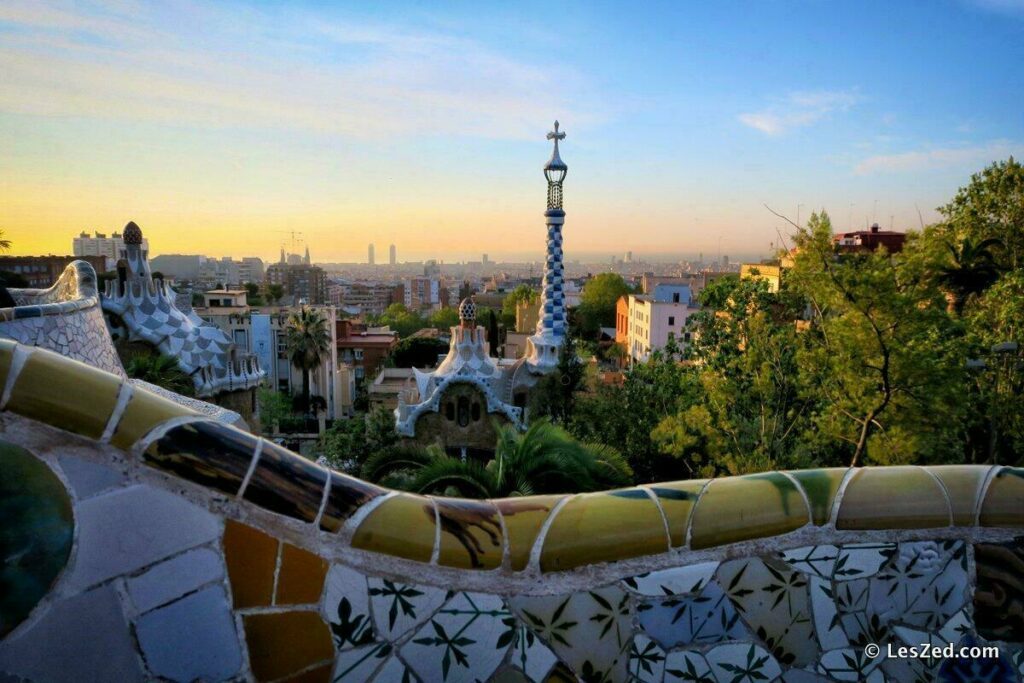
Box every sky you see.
[2,0,1024,263]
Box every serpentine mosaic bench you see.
[1,342,1022,682]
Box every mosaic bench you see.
[0,341,1022,682]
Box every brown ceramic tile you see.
[648,480,708,547]
[688,473,809,550]
[279,663,332,683]
[979,467,1024,527]
[494,495,565,571]
[540,488,668,572]
[243,440,327,523]
[435,497,504,570]
[7,348,121,439]
[275,543,329,606]
[243,611,333,682]
[836,467,950,530]
[143,421,258,496]
[788,468,849,525]
[927,465,991,526]
[351,493,436,563]
[110,387,194,450]
[223,520,278,608]
[318,469,387,533]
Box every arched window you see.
[445,402,455,421]
[457,396,470,427]
[471,402,481,421]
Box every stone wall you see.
[1,342,1023,682]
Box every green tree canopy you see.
[576,273,631,337]
[125,353,195,397]
[392,336,448,368]
[285,307,332,413]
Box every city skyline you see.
[3,0,1024,262]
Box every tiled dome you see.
[122,221,143,245]
[458,297,477,322]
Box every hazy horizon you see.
[3,0,1023,262]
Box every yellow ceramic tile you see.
[0,338,16,392]
[689,473,809,550]
[495,495,565,571]
[979,467,1024,527]
[836,467,951,530]
[927,465,992,526]
[110,386,195,450]
[788,468,849,525]
[243,611,333,682]
[648,480,708,547]
[351,494,436,563]
[435,498,504,570]
[540,488,668,572]
[7,349,122,439]
[223,520,278,608]
[275,543,329,605]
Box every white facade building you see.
[73,230,149,271]
[625,284,699,363]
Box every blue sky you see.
[2,0,1023,261]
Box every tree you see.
[320,406,399,473]
[360,419,632,497]
[285,307,331,414]
[485,309,501,356]
[577,273,631,337]
[528,334,585,425]
[0,229,11,251]
[502,285,538,326]
[936,237,1004,315]
[125,353,195,396]
[371,303,427,338]
[392,336,448,368]
[266,284,285,304]
[428,307,459,330]
[937,157,1024,270]
[788,211,966,467]
[257,387,303,434]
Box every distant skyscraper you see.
[482,253,489,265]
[279,247,286,264]
[304,246,311,265]
[389,244,396,265]
[722,254,729,266]
[625,251,633,263]
[368,243,375,265]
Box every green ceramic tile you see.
[7,348,122,439]
[689,472,809,550]
[110,386,194,450]
[351,494,436,563]
[495,495,565,571]
[435,498,504,570]
[0,439,73,637]
[648,480,708,547]
[789,468,849,525]
[979,467,1024,528]
[927,465,992,526]
[836,467,950,530]
[540,488,668,572]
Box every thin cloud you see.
[0,1,604,141]
[738,89,861,135]
[853,141,1021,175]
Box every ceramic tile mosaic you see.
[979,467,1024,527]
[646,479,708,547]
[318,470,386,533]
[973,537,1024,641]
[540,489,668,571]
[706,643,782,683]
[323,564,374,651]
[688,472,809,549]
[926,464,990,526]
[352,493,437,563]
[143,420,257,496]
[622,561,719,596]
[836,466,951,530]
[367,577,448,641]
[636,579,747,649]
[276,542,328,605]
[511,585,632,682]
[435,498,505,570]
[243,439,327,523]
[242,610,334,681]
[628,634,665,683]
[223,519,277,608]
[494,495,565,571]
[663,649,714,682]
[401,592,511,682]
[787,468,848,526]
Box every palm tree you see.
[361,419,633,497]
[126,353,195,396]
[0,229,10,252]
[285,307,331,414]
[937,237,1004,314]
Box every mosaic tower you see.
[526,121,568,371]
